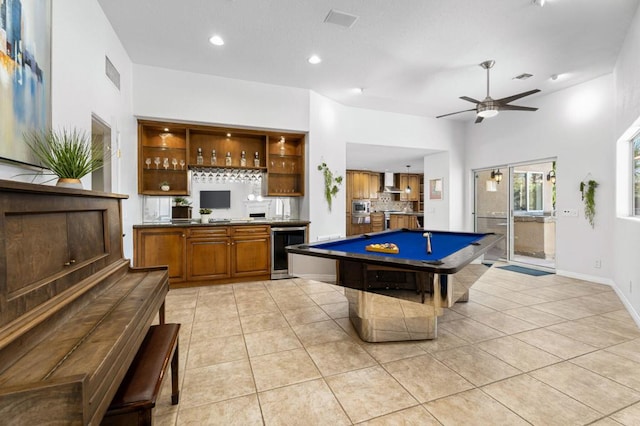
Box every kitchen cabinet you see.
[134,224,271,286]
[389,214,421,230]
[397,174,420,202]
[350,222,372,235]
[138,122,189,195]
[231,225,271,277]
[187,227,230,281]
[348,170,370,200]
[134,227,187,282]
[369,173,381,199]
[371,212,384,232]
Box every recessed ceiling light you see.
[209,35,224,46]
[226,133,231,137]
[352,88,364,94]
[308,55,322,65]
[533,0,545,6]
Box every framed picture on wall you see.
[429,178,443,200]
[0,0,52,167]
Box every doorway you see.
[474,159,556,269]
[91,115,112,192]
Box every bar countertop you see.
[133,219,310,228]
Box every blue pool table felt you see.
[314,230,484,262]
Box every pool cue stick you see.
[423,232,432,254]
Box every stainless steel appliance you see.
[271,226,307,279]
[352,200,371,224]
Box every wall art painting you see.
[0,0,51,166]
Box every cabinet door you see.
[346,172,353,213]
[232,236,270,276]
[371,213,384,232]
[369,173,380,199]
[398,175,409,201]
[134,228,186,282]
[409,175,420,201]
[346,213,352,236]
[187,237,230,281]
[389,215,409,230]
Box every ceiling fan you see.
[437,60,540,124]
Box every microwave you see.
[352,200,370,215]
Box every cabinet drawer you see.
[188,226,229,238]
[231,225,270,236]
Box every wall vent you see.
[105,56,121,90]
[324,9,359,28]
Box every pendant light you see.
[405,165,412,193]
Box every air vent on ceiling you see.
[324,9,359,28]
[105,56,120,90]
[513,73,533,80]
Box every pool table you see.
[287,229,503,342]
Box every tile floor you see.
[153,264,640,425]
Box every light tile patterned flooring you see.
[153,264,640,425]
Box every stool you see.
[102,323,180,425]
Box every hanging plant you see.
[580,179,598,228]
[317,162,343,211]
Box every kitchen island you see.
[133,220,309,287]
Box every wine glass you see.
[172,158,178,170]
[163,158,169,170]
[179,159,185,170]
[145,158,151,169]
[154,157,160,169]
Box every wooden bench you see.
[101,323,181,425]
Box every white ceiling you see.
[98,0,639,173]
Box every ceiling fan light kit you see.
[436,60,540,123]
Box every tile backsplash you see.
[371,193,413,212]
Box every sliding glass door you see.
[474,169,509,261]
[474,160,556,269]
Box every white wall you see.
[133,65,310,133]
[613,5,640,320]
[465,75,616,283]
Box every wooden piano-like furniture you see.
[0,180,169,425]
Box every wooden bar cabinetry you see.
[138,122,189,195]
[138,120,305,197]
[134,224,271,286]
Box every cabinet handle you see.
[64,259,76,266]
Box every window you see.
[634,136,640,216]
[514,171,544,213]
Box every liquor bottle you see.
[225,152,232,166]
[196,148,204,165]
[279,136,286,156]
[240,151,247,167]
[211,149,217,165]
[254,152,260,167]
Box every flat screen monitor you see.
[200,190,231,209]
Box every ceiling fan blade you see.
[495,89,541,104]
[436,108,477,119]
[475,116,484,124]
[498,105,538,112]
[460,96,481,104]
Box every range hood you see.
[383,172,401,193]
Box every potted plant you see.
[159,181,170,191]
[199,208,213,224]
[24,128,104,188]
[580,179,598,228]
[317,162,343,211]
[172,197,192,219]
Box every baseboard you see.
[611,283,640,329]
[555,269,615,286]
